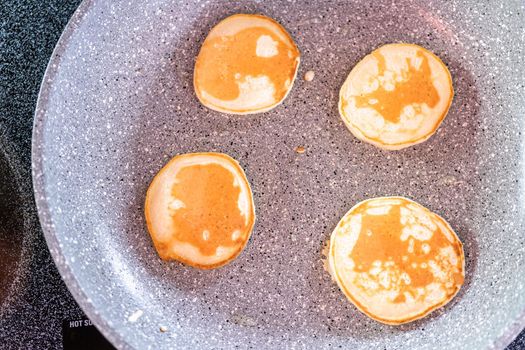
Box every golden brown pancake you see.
[194,14,300,114]
[328,197,464,324]
[339,43,453,150]
[145,153,255,269]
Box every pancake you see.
[145,153,255,269]
[328,197,464,324]
[194,14,300,114]
[339,43,454,150]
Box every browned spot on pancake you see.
[350,201,460,299]
[195,26,299,101]
[354,51,440,124]
[393,293,406,303]
[170,163,247,256]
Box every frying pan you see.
[32,0,525,348]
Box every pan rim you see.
[31,0,132,349]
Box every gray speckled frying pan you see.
[32,0,525,349]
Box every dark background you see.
[0,0,523,348]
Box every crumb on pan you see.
[295,146,306,154]
[304,70,315,81]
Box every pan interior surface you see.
[33,0,525,349]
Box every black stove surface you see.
[0,1,523,349]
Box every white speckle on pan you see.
[128,310,143,323]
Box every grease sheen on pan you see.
[329,197,464,325]
[194,14,300,114]
[145,153,255,269]
[339,43,453,150]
